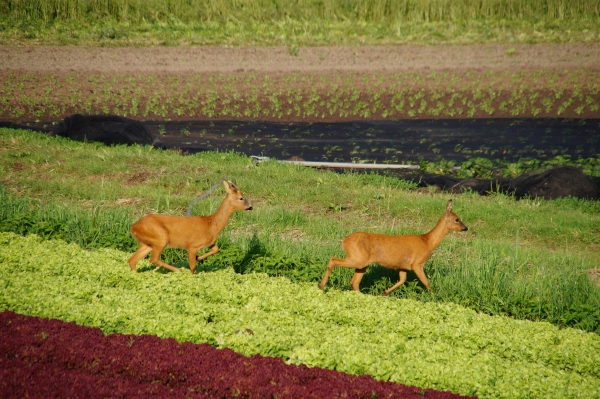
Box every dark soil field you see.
[148,118,599,164]
[6,117,598,164]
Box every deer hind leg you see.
[149,243,182,273]
[318,256,368,291]
[382,270,407,296]
[349,267,368,292]
[128,243,152,272]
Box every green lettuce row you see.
[1,232,598,399]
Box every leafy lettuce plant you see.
[1,232,599,399]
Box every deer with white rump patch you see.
[319,200,467,294]
[128,180,252,273]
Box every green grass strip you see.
[8,0,600,24]
[2,0,599,46]
[1,232,599,399]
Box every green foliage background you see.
[6,0,599,23]
[2,0,599,45]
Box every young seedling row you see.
[1,69,598,122]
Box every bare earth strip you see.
[2,43,600,73]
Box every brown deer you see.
[319,200,467,295]
[128,180,252,273]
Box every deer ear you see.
[446,199,453,213]
[222,179,233,193]
[230,180,238,189]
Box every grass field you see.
[2,0,600,45]
[1,128,599,333]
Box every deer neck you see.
[422,215,449,252]
[208,198,235,236]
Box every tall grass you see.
[427,238,600,332]
[4,0,599,24]
[3,0,598,45]
[0,186,136,251]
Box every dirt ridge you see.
[2,43,600,73]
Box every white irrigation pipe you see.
[251,156,460,170]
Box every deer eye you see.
[239,197,244,201]
[455,218,460,222]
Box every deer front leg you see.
[382,270,407,296]
[196,245,219,262]
[412,265,431,290]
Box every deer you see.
[318,199,467,295]
[128,180,252,274]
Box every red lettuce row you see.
[0,311,474,399]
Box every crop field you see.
[1,232,599,398]
[2,1,600,398]
[3,311,469,399]
[2,68,600,122]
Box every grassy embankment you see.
[1,128,599,333]
[1,0,599,46]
